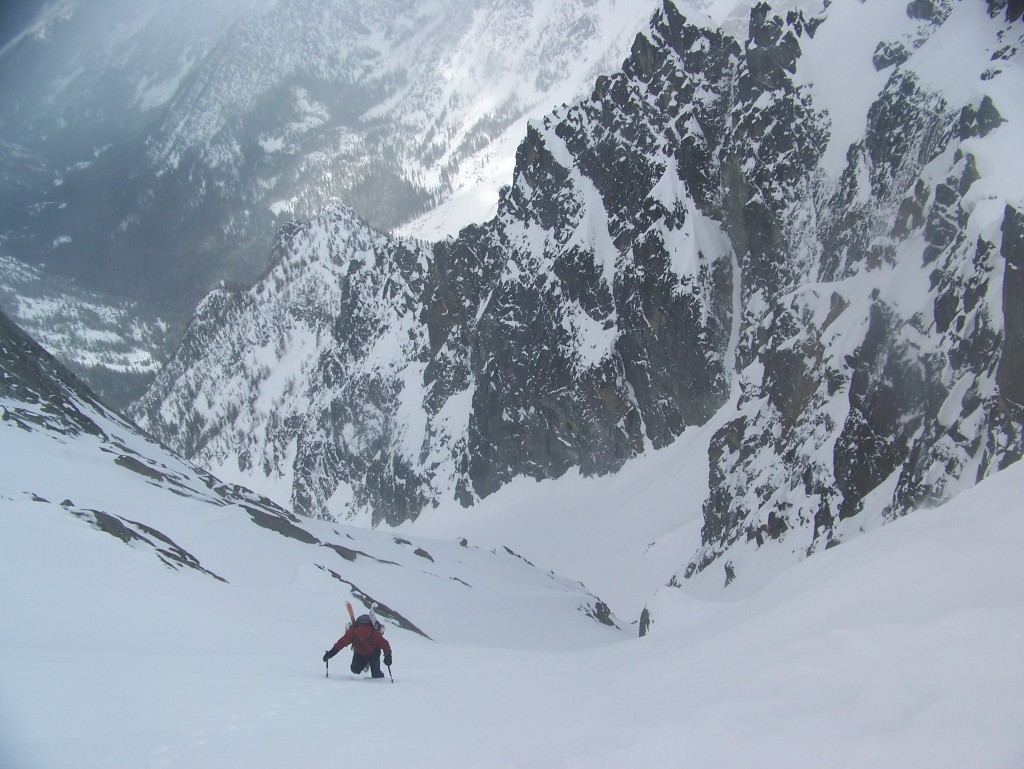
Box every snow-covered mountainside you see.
[0,298,619,643]
[133,207,436,520]
[134,0,1024,590]
[5,303,1024,768]
[0,0,657,319]
[0,256,170,407]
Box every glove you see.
[323,650,333,662]
[383,655,392,667]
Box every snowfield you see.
[3,398,1023,768]
[4,0,1024,766]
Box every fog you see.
[0,0,277,153]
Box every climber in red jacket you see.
[323,614,393,678]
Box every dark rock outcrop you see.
[997,206,1024,407]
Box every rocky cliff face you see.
[135,0,1024,586]
[435,4,745,504]
[682,0,1024,585]
[130,207,435,523]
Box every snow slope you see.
[406,412,724,617]
[0,307,619,766]
[4,413,1023,768]
[4,310,1024,767]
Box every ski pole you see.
[326,658,330,678]
[386,664,394,683]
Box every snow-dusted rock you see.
[133,3,742,522]
[684,0,1024,585]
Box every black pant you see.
[351,649,384,678]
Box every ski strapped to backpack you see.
[347,599,385,633]
[368,602,384,633]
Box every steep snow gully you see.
[3,0,1024,767]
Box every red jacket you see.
[331,623,392,658]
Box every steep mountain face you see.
[0,0,657,321]
[435,9,742,502]
[136,0,1024,588]
[132,207,435,522]
[683,0,1024,585]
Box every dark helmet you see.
[355,614,373,626]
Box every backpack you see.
[355,613,385,633]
